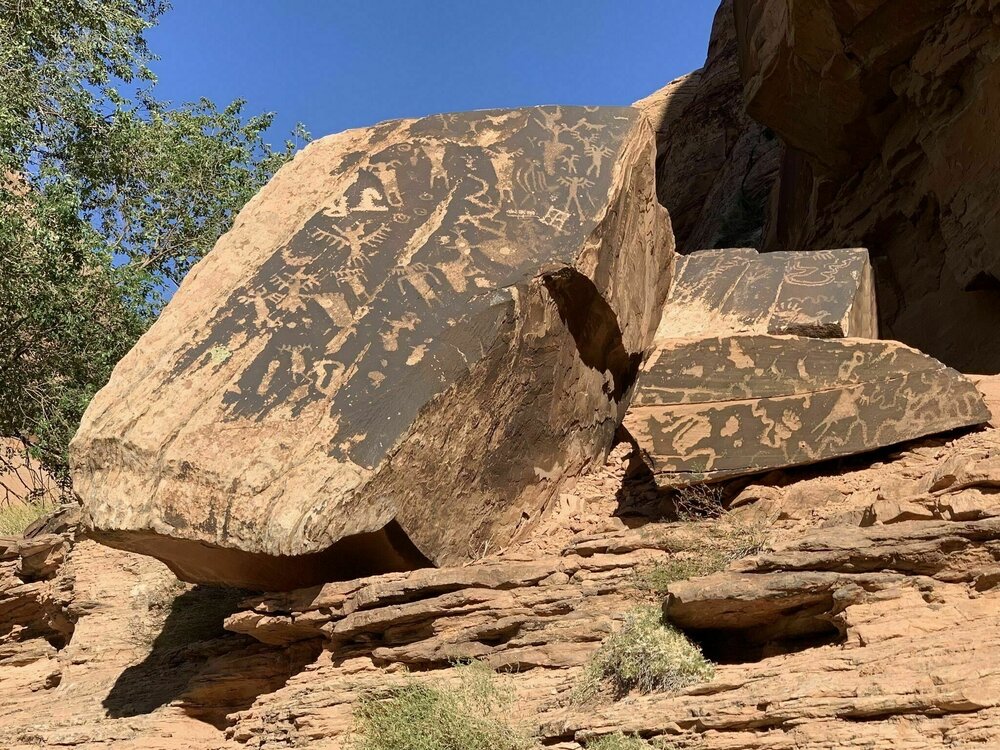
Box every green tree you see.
[0,0,307,477]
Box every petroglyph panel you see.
[625,335,990,485]
[71,106,673,588]
[657,248,877,341]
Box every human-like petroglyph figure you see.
[559,175,595,216]
[584,142,614,177]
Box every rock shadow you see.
[542,269,643,403]
[104,585,320,726]
[611,425,990,525]
[611,427,745,524]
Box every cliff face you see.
[635,0,782,252]
[733,0,1000,373]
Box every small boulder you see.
[659,247,877,340]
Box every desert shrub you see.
[577,606,713,702]
[635,553,727,596]
[351,661,531,750]
[721,517,771,559]
[671,484,726,521]
[636,516,772,597]
[586,731,656,750]
[0,501,53,536]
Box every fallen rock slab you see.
[70,106,673,590]
[624,335,990,485]
[660,247,877,339]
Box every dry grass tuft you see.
[636,515,772,596]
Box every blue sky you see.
[147,1,718,145]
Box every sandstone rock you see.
[0,533,74,695]
[624,335,989,485]
[4,424,1000,748]
[634,0,781,251]
[662,516,1000,668]
[734,0,1000,372]
[972,375,1000,423]
[71,106,672,590]
[658,247,877,340]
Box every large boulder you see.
[71,106,673,590]
[733,0,1000,372]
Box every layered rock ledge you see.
[2,379,997,749]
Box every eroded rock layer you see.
[624,335,990,485]
[658,247,877,339]
[3,389,1000,748]
[734,0,1000,372]
[635,0,781,251]
[70,106,672,590]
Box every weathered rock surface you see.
[658,247,877,339]
[70,106,673,590]
[634,0,781,251]
[7,412,1000,748]
[0,533,74,694]
[624,335,989,485]
[734,0,1000,372]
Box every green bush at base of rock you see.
[351,661,531,750]
[577,605,714,702]
[635,517,772,597]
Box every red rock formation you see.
[635,0,782,252]
[71,107,672,590]
[733,0,1000,373]
[6,409,1000,748]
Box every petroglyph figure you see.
[170,106,638,470]
[559,175,595,216]
[584,142,614,177]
